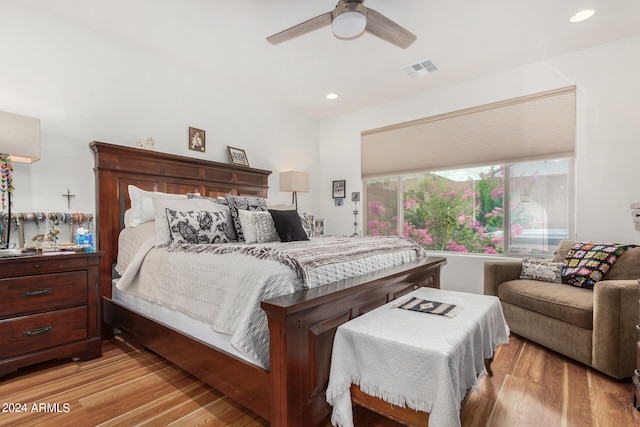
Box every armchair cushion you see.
[498,280,594,329]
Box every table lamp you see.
[280,171,309,211]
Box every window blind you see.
[361,86,576,178]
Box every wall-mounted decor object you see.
[228,146,249,166]
[314,218,326,236]
[332,180,346,199]
[280,171,309,211]
[189,127,206,152]
[335,198,343,206]
[351,192,360,236]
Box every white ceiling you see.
[34,0,640,120]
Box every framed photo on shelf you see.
[314,218,326,236]
[188,127,206,152]
[332,180,346,199]
[227,146,250,167]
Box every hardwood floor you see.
[0,334,638,426]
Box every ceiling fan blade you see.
[365,8,417,49]
[267,12,332,45]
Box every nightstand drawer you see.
[0,307,88,359]
[0,271,87,318]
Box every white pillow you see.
[238,209,259,244]
[128,185,185,228]
[152,194,230,246]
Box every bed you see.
[91,141,447,426]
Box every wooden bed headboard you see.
[90,141,271,326]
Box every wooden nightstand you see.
[0,251,102,377]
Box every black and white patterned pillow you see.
[224,195,268,242]
[299,213,314,238]
[166,208,231,244]
[255,212,280,243]
[187,193,236,240]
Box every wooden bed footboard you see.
[262,256,445,426]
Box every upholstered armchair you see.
[484,241,640,380]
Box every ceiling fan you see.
[266,0,417,49]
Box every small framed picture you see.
[314,218,326,236]
[332,180,346,199]
[188,127,206,152]
[335,198,343,206]
[305,214,314,226]
[227,146,250,167]
[351,192,360,202]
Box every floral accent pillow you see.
[519,258,563,283]
[562,243,636,288]
[224,195,268,242]
[166,209,231,244]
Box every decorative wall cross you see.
[62,189,76,209]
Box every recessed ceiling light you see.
[569,9,595,23]
[326,93,338,100]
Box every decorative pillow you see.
[268,209,309,242]
[299,213,314,238]
[165,209,230,244]
[255,212,280,243]
[187,193,235,239]
[128,185,185,228]
[224,195,268,242]
[552,239,578,262]
[519,258,563,283]
[187,193,228,205]
[238,209,259,244]
[152,194,232,245]
[562,243,635,288]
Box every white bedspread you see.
[114,226,425,369]
[326,288,510,427]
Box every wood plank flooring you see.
[0,334,638,426]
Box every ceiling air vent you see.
[402,59,438,77]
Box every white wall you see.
[0,3,319,244]
[318,35,640,294]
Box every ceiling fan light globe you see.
[332,12,366,39]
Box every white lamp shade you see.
[0,111,41,163]
[280,171,309,193]
[332,11,367,39]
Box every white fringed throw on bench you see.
[326,288,510,427]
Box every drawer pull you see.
[22,289,52,297]
[637,324,640,333]
[23,326,53,337]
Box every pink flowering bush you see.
[366,165,541,254]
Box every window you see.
[364,158,572,256]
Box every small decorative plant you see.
[0,153,13,211]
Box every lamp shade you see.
[332,1,367,39]
[332,11,367,38]
[280,171,309,193]
[0,111,41,163]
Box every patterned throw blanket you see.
[165,235,427,286]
